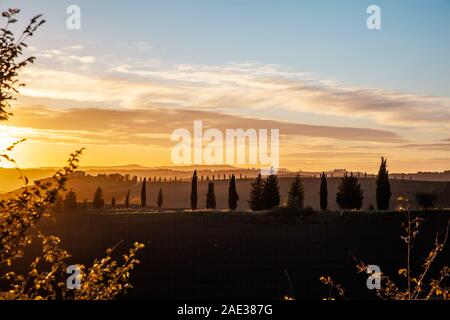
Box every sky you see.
[1,0,450,173]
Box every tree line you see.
[188,157,392,212]
[58,157,442,212]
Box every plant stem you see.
[407,206,411,300]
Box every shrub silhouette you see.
[0,9,45,120]
[93,186,105,211]
[336,174,364,210]
[321,197,450,300]
[248,174,264,211]
[287,174,304,210]
[414,192,439,211]
[263,174,280,210]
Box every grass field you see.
[27,209,450,300]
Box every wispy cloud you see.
[20,61,450,131]
[6,106,404,146]
[59,55,96,64]
[63,45,85,51]
[35,48,95,65]
[400,143,450,151]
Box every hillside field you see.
[64,177,448,211]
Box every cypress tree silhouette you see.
[287,174,304,209]
[336,174,364,210]
[248,174,264,211]
[125,190,130,208]
[228,174,239,211]
[93,186,105,211]
[320,172,328,211]
[191,170,198,210]
[263,174,280,210]
[206,182,216,210]
[157,188,163,209]
[376,157,392,210]
[141,178,147,208]
[111,197,116,208]
[64,189,77,211]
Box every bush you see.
[248,174,264,211]
[336,174,364,210]
[93,186,105,211]
[414,192,439,210]
[287,175,304,210]
[0,9,144,300]
[262,174,280,210]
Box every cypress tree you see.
[336,174,364,210]
[263,174,281,210]
[248,174,264,211]
[228,174,239,211]
[320,172,328,211]
[376,157,392,210]
[125,190,130,208]
[93,186,105,211]
[141,178,147,208]
[64,189,77,211]
[53,195,64,214]
[111,197,116,208]
[191,170,198,210]
[157,188,163,209]
[206,182,216,210]
[287,174,304,209]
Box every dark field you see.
[33,210,450,300]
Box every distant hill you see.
[1,164,450,196]
[3,174,449,211]
[0,168,57,193]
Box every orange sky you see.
[1,27,450,173]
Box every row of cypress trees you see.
[190,157,392,211]
[90,157,391,211]
[191,171,240,210]
[91,184,164,210]
[139,179,163,209]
